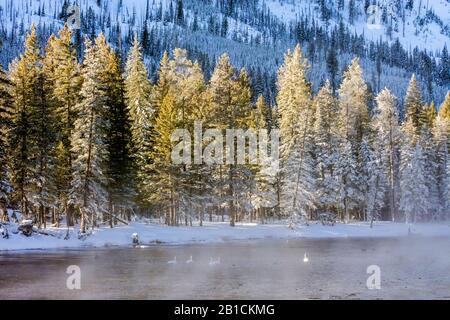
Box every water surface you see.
[1,237,450,299]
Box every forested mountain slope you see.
[0,0,449,104]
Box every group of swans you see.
[167,256,221,266]
[168,255,308,265]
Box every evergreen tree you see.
[124,36,154,207]
[150,93,180,226]
[207,54,253,226]
[277,45,315,225]
[400,141,429,224]
[372,89,401,221]
[432,115,450,220]
[0,68,12,222]
[44,25,82,226]
[326,45,339,93]
[338,58,369,143]
[418,127,438,220]
[360,139,386,226]
[337,58,369,222]
[8,25,41,219]
[404,74,424,130]
[29,60,58,229]
[335,140,361,223]
[154,51,170,110]
[69,38,109,234]
[252,95,277,222]
[175,0,184,26]
[99,37,135,226]
[313,81,339,213]
[167,48,205,128]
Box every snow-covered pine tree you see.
[360,139,387,226]
[338,58,370,143]
[69,38,109,234]
[149,93,180,226]
[231,68,256,223]
[404,74,424,130]
[124,36,154,208]
[277,44,315,226]
[165,48,207,224]
[166,49,205,115]
[29,56,58,229]
[98,38,135,226]
[0,67,12,222]
[335,140,361,223]
[399,141,429,224]
[43,24,82,226]
[432,115,450,220]
[251,95,277,223]
[153,51,170,110]
[400,118,426,224]
[313,81,339,214]
[8,25,41,219]
[372,89,401,221]
[418,127,439,220]
[206,54,253,226]
[337,58,369,222]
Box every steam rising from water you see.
[1,237,450,299]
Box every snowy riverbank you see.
[1,220,450,251]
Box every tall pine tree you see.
[277,45,315,225]
[372,89,401,221]
[125,36,154,207]
[9,25,41,219]
[69,38,109,234]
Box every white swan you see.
[167,256,177,264]
[303,253,309,263]
[186,256,193,264]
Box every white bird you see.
[167,256,177,264]
[209,257,221,266]
[186,256,193,264]
[303,253,309,263]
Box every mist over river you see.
[1,237,450,299]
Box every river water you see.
[1,237,450,299]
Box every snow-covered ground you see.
[1,220,450,252]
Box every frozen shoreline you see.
[1,221,450,252]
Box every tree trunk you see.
[67,203,75,227]
[0,202,8,222]
[109,198,113,228]
[344,198,350,224]
[229,165,235,227]
[80,208,86,234]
